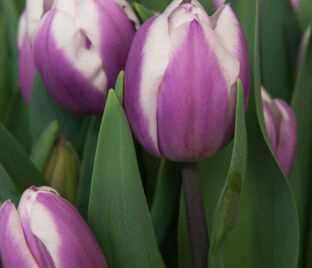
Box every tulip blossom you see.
[212,0,224,10]
[262,88,297,177]
[124,0,250,162]
[290,0,299,14]
[25,0,139,114]
[0,186,107,267]
[17,11,36,105]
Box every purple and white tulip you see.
[17,11,36,105]
[0,186,107,267]
[212,0,225,11]
[25,0,139,114]
[124,0,250,162]
[290,0,299,14]
[262,88,297,177]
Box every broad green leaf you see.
[0,123,47,192]
[4,90,31,152]
[76,116,101,219]
[209,81,247,265]
[29,73,83,148]
[30,120,59,172]
[0,163,20,205]
[290,26,312,267]
[128,0,170,12]
[88,90,164,268]
[132,2,155,22]
[151,159,181,245]
[114,71,124,103]
[0,0,19,87]
[261,0,300,101]
[298,0,312,32]
[0,14,12,122]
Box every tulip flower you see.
[262,88,297,177]
[124,0,250,162]
[0,186,107,267]
[17,11,36,105]
[290,0,299,14]
[212,0,224,10]
[25,0,139,114]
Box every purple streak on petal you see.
[124,15,162,157]
[18,31,36,105]
[263,102,278,152]
[30,190,107,268]
[0,201,39,268]
[18,189,55,267]
[157,21,231,161]
[212,0,224,11]
[274,99,297,178]
[95,0,136,89]
[33,10,106,114]
[214,4,250,110]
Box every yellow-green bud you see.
[44,134,80,203]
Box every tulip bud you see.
[17,11,36,105]
[124,0,250,162]
[0,186,107,267]
[262,88,297,177]
[212,0,225,11]
[25,0,139,114]
[290,0,299,14]
[43,134,79,203]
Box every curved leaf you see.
[88,90,164,268]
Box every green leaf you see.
[298,0,312,32]
[128,0,170,12]
[151,159,181,245]
[290,26,312,267]
[88,90,164,268]
[30,120,59,172]
[0,123,47,192]
[0,0,19,87]
[209,81,247,262]
[76,116,101,219]
[261,0,300,101]
[0,13,12,122]
[132,2,155,22]
[4,90,31,153]
[29,73,84,148]
[0,163,20,205]
[114,71,124,103]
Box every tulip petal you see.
[157,20,238,161]
[19,186,107,268]
[0,201,39,268]
[125,15,170,157]
[274,99,297,177]
[18,12,36,105]
[263,102,278,152]
[213,4,250,108]
[33,9,107,114]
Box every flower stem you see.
[182,162,209,268]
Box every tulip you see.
[0,186,107,267]
[262,88,297,177]
[124,0,250,162]
[26,0,139,114]
[43,134,80,203]
[17,11,36,105]
[290,0,299,14]
[212,0,225,10]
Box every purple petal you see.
[125,15,169,157]
[19,186,107,268]
[157,20,236,161]
[213,4,250,109]
[212,0,225,11]
[0,201,39,268]
[263,102,278,152]
[17,12,36,105]
[274,99,297,177]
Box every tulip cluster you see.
[0,186,107,268]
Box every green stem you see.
[182,162,209,268]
